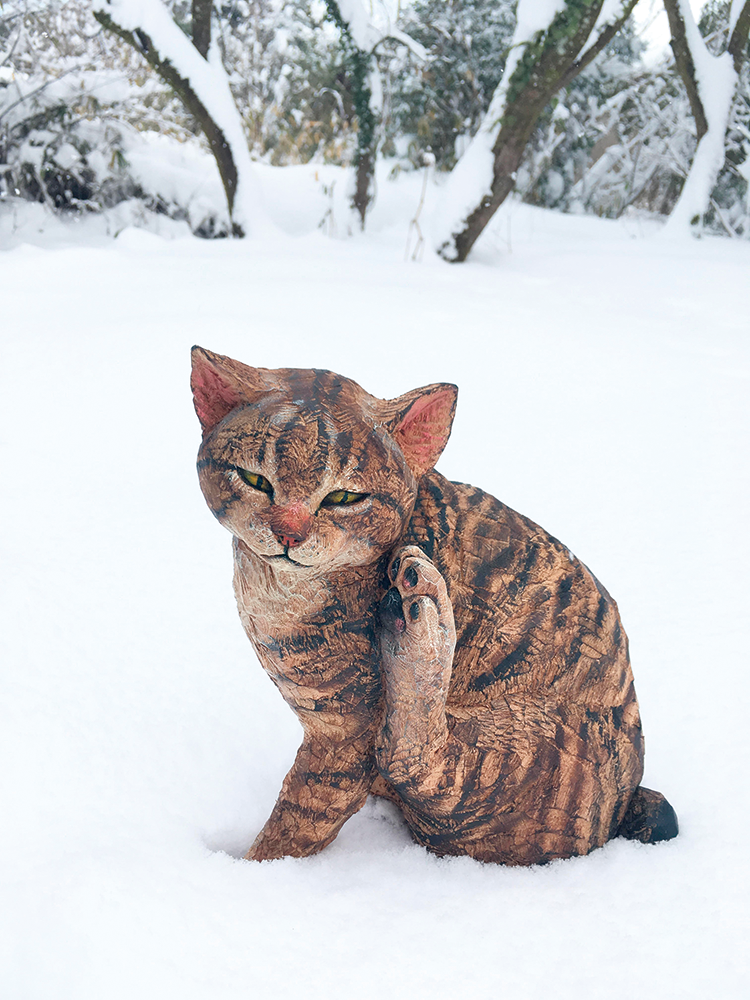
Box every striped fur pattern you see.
[192,347,676,865]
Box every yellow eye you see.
[321,489,368,507]
[238,469,273,494]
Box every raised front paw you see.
[376,547,456,787]
[379,546,456,685]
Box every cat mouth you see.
[262,551,308,568]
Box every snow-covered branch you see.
[93,0,266,236]
[662,0,750,235]
[560,0,641,90]
[334,0,426,59]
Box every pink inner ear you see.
[192,361,246,432]
[394,391,454,472]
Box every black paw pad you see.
[379,587,404,631]
[409,601,421,621]
[404,566,418,588]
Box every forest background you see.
[1,0,749,252]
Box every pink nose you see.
[269,502,313,549]
[275,532,303,549]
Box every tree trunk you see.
[191,0,212,59]
[352,149,374,226]
[661,0,750,234]
[435,0,639,263]
[325,1,377,228]
[93,0,264,237]
[96,11,242,233]
[663,0,709,141]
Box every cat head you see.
[191,347,457,573]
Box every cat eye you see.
[237,469,273,494]
[321,489,369,507]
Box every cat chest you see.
[232,556,381,715]
[248,622,382,723]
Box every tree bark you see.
[559,0,640,90]
[191,0,212,59]
[439,0,639,263]
[352,149,374,225]
[728,1,750,74]
[661,0,750,233]
[325,1,377,228]
[663,0,709,142]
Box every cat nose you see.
[269,502,313,549]
[275,531,303,549]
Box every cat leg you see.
[376,546,457,793]
[246,726,376,861]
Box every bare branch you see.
[559,0,641,92]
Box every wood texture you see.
[191,347,677,864]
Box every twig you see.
[404,155,431,261]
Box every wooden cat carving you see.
[192,346,678,865]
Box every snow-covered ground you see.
[2,169,749,999]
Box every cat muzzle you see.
[277,534,303,549]
[268,502,313,549]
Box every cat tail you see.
[617,786,679,844]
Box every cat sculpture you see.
[191,346,678,865]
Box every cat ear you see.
[191,346,277,434]
[380,383,458,477]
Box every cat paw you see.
[379,546,455,683]
[376,548,456,786]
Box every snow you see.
[513,0,569,40]
[428,99,498,259]
[336,0,383,50]
[123,130,229,233]
[2,168,750,999]
[335,0,427,59]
